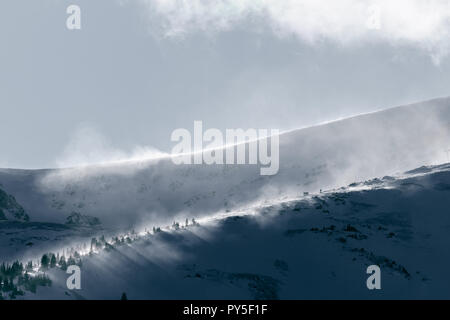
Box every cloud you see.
[0,160,9,169]
[55,123,168,169]
[136,0,450,63]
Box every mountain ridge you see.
[0,96,449,230]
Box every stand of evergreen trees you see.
[0,260,51,299]
[0,217,200,299]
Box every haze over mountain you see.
[34,161,450,299]
[1,97,450,299]
[1,97,449,230]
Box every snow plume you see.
[135,0,450,64]
[19,96,450,231]
[38,123,170,191]
[54,124,168,169]
[0,159,9,169]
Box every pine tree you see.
[3,278,10,292]
[67,256,76,266]
[59,256,67,270]
[90,238,97,252]
[41,254,49,269]
[10,261,23,277]
[50,254,57,268]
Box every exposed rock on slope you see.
[0,187,29,221]
[65,212,101,227]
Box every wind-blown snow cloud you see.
[55,124,168,169]
[0,159,9,169]
[136,0,450,64]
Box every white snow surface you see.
[1,97,450,298]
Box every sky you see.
[1,0,450,169]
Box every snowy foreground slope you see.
[1,97,450,299]
[13,162,450,299]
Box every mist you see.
[1,0,450,169]
[3,96,441,232]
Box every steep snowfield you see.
[18,162,450,299]
[1,97,450,299]
[0,97,449,231]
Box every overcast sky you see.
[1,0,450,168]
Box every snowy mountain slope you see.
[13,162,450,300]
[0,187,29,222]
[0,97,449,233]
[0,221,99,263]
